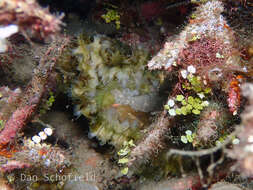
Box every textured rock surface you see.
[209,182,243,190]
[42,111,120,190]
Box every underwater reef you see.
[0,0,252,189]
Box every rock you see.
[209,182,243,190]
[41,111,120,190]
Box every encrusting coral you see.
[0,36,69,146]
[228,83,253,177]
[0,0,252,189]
[0,0,71,187]
[127,110,172,171]
[0,0,63,39]
[147,0,245,115]
[0,36,70,187]
[194,102,231,146]
[126,0,252,178]
[148,1,237,69]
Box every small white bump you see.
[244,144,253,152]
[232,138,240,145]
[169,109,176,116]
[197,93,205,99]
[185,130,192,136]
[181,70,188,79]
[44,128,53,136]
[32,135,41,144]
[248,136,253,143]
[44,159,51,167]
[39,131,47,140]
[167,99,175,107]
[216,141,222,146]
[187,65,196,74]
[202,101,209,107]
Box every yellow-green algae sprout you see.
[59,34,162,148]
[101,9,121,29]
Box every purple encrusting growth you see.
[148,0,236,71]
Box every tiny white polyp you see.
[32,135,41,144]
[44,128,53,136]
[39,131,47,140]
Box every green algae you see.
[59,34,162,148]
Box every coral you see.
[0,138,69,189]
[0,0,63,40]
[119,33,141,49]
[16,138,69,172]
[0,105,35,145]
[0,160,30,173]
[194,102,231,146]
[146,0,246,115]
[128,110,172,170]
[0,36,69,146]
[227,75,242,115]
[228,83,253,177]
[0,87,21,121]
[0,35,71,190]
[59,34,163,148]
[126,0,251,180]
[147,0,239,72]
[0,0,249,188]
[177,37,235,78]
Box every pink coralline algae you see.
[0,160,30,173]
[147,0,239,71]
[0,105,35,145]
[228,83,253,177]
[0,0,63,39]
[147,0,244,115]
